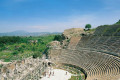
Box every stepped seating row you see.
[96,37,120,53]
[61,49,119,75]
[94,24,120,36]
[50,49,120,80]
[76,36,120,56]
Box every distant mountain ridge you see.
[0,30,61,36]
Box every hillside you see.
[0,35,55,62]
[94,24,120,36]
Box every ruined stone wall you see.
[0,57,47,80]
[67,36,81,49]
[63,28,84,39]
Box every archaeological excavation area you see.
[0,24,120,80]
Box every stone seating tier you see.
[76,36,120,56]
[50,49,120,80]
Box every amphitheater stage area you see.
[49,25,120,80]
[41,69,72,80]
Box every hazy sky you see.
[0,0,120,32]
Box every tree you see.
[85,24,92,30]
[54,35,65,41]
[115,19,120,24]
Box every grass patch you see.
[69,76,82,80]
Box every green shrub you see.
[54,35,65,41]
[12,51,19,55]
[4,58,11,62]
[33,51,42,58]
[0,35,55,61]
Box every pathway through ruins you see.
[41,68,72,80]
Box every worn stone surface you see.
[0,57,47,80]
[63,28,84,39]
